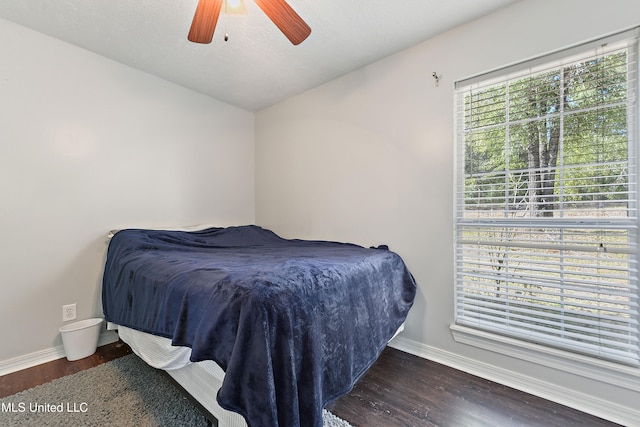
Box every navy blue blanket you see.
[102,225,416,427]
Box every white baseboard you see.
[388,336,640,427]
[0,331,119,377]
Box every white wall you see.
[0,18,255,362]
[255,0,640,423]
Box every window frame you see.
[452,27,640,381]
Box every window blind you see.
[454,28,640,366]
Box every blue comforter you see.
[102,225,416,427]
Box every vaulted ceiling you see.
[0,0,520,111]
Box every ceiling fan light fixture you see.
[225,0,247,15]
[188,0,311,45]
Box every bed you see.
[102,225,416,427]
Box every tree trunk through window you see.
[525,76,565,217]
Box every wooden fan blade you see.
[188,0,223,44]
[253,0,311,45]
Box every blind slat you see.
[456,307,640,340]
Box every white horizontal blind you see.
[454,29,640,366]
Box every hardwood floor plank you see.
[0,341,620,426]
[326,348,620,427]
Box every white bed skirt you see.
[115,324,247,427]
[113,322,404,427]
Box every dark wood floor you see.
[0,341,619,427]
[326,348,619,427]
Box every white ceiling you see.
[0,0,519,111]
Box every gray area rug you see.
[0,354,352,427]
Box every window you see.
[454,29,640,367]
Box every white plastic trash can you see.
[59,318,103,361]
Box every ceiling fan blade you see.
[188,0,224,44]
[253,0,311,45]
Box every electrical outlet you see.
[62,304,76,322]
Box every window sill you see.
[450,324,640,392]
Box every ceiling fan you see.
[188,0,311,45]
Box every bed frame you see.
[116,323,403,427]
[163,361,246,427]
[160,371,219,427]
[112,323,247,427]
